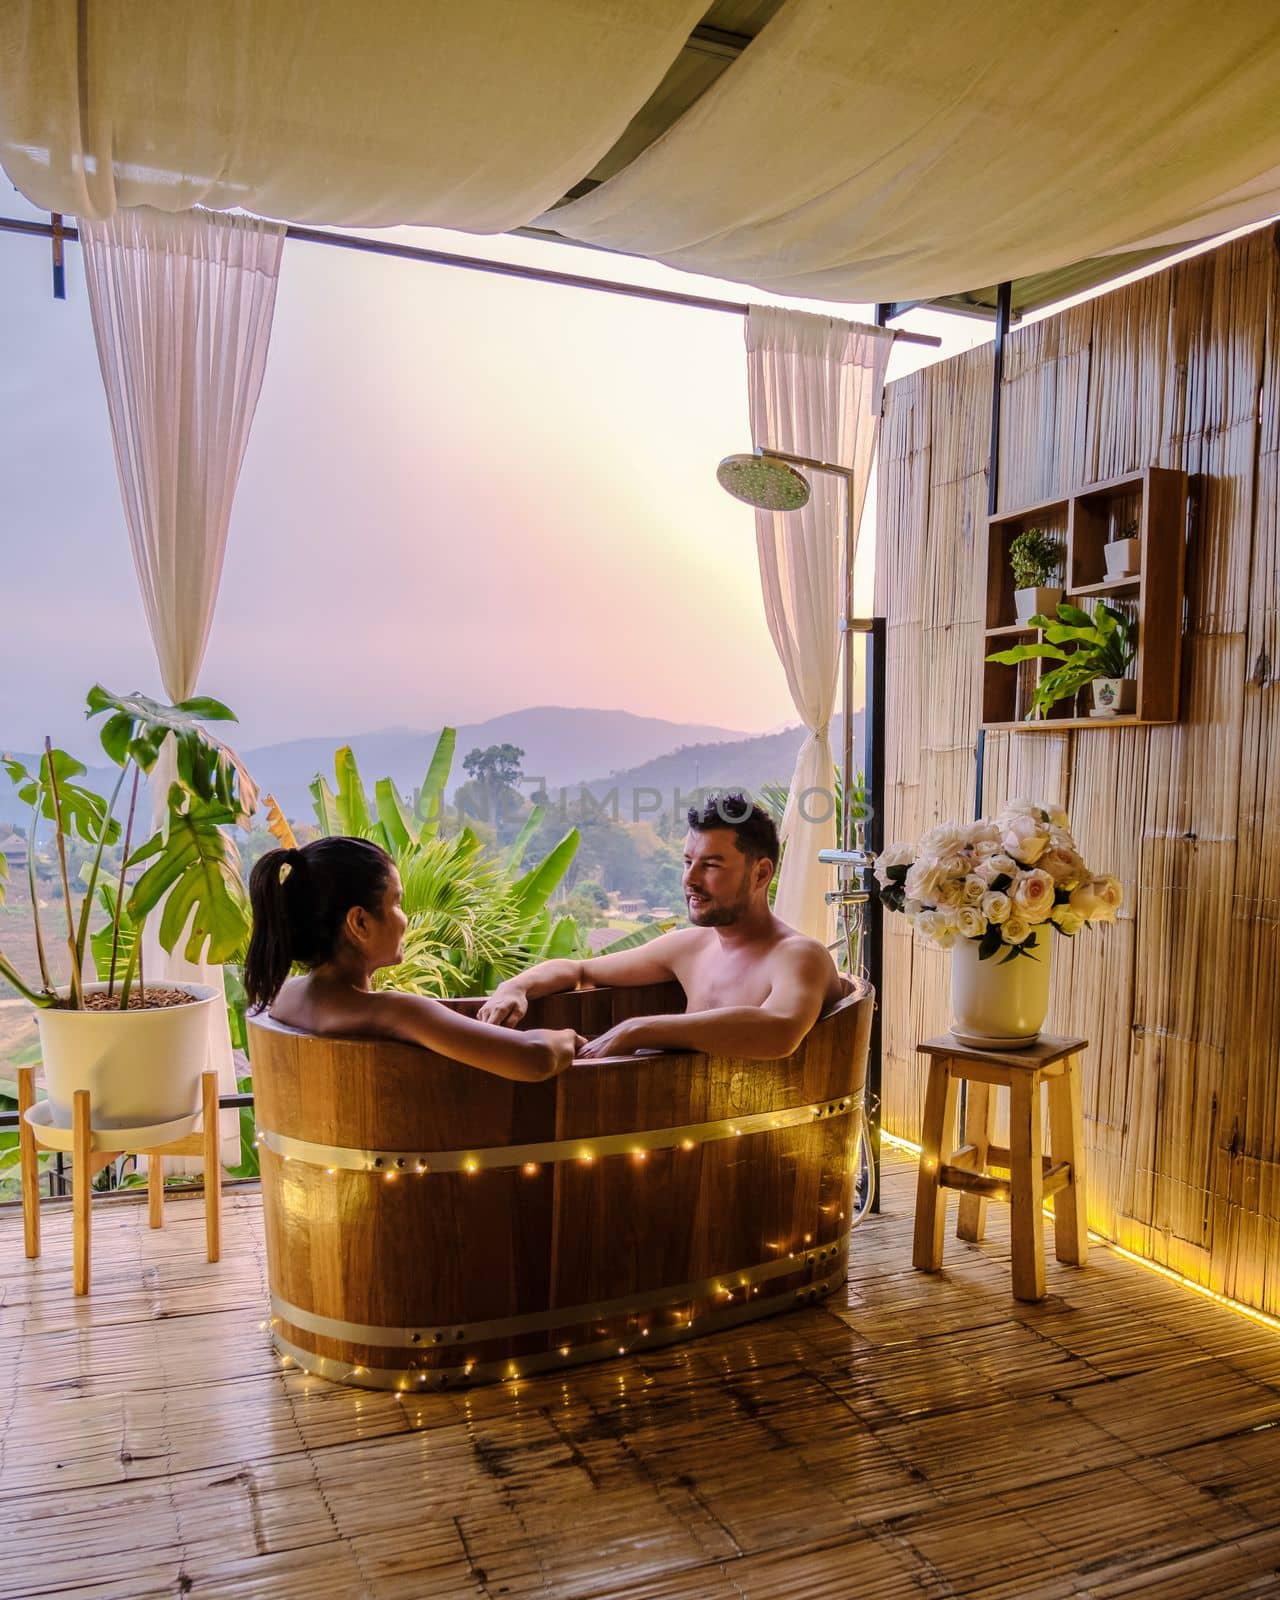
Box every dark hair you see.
[243,836,395,1011]
[686,791,780,868]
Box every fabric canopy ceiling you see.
[547,0,1280,303]
[3,0,1280,306]
[0,0,705,228]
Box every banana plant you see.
[305,737,589,997]
[0,686,256,1011]
[986,601,1135,720]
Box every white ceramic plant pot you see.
[1091,677,1137,716]
[950,930,1052,1048]
[1104,539,1140,579]
[34,982,216,1130]
[1014,586,1063,626]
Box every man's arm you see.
[477,930,687,1026]
[577,939,833,1061]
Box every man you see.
[478,792,844,1060]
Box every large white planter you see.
[950,931,1052,1048]
[34,982,216,1130]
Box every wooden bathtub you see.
[248,979,872,1390]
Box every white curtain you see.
[747,309,892,943]
[80,206,285,1162]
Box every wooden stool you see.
[911,1034,1088,1301]
[18,1067,222,1295]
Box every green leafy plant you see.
[986,601,1136,720]
[0,685,256,1011]
[1009,527,1062,591]
[308,734,593,997]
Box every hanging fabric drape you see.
[79,205,285,1161]
[546,0,1280,304]
[0,0,702,227]
[747,309,891,944]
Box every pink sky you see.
[0,193,987,755]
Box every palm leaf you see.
[511,829,579,922]
[415,728,456,835]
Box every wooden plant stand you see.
[18,1067,222,1295]
[911,1034,1088,1301]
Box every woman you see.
[244,836,581,1081]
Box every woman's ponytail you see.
[244,848,306,1012]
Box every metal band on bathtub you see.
[257,1089,862,1174]
[270,1265,849,1392]
[268,1228,853,1349]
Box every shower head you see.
[715,451,811,513]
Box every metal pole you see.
[864,616,887,1211]
[0,214,944,346]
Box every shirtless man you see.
[478,792,845,1060]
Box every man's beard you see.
[686,890,749,927]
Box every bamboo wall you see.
[875,227,1280,1315]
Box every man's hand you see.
[478,983,528,1028]
[576,1018,649,1060]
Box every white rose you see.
[935,876,968,908]
[1011,868,1057,923]
[920,824,966,857]
[905,860,945,904]
[1069,875,1122,923]
[1003,813,1050,864]
[964,821,1001,847]
[972,838,1000,859]
[955,906,986,939]
[874,842,915,889]
[1047,805,1070,830]
[903,898,926,917]
[981,890,1012,924]
[962,874,987,905]
[1051,905,1085,936]
[1039,845,1086,887]
[914,909,957,949]
[996,797,1041,822]
[1002,914,1032,945]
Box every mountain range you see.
[2,705,868,830]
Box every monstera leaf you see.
[86,685,258,821]
[2,751,121,845]
[127,787,251,964]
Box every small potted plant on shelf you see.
[986,601,1137,720]
[1,687,257,1131]
[1009,526,1063,626]
[1104,517,1141,581]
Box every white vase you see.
[34,982,217,1130]
[1014,586,1063,626]
[1104,539,1140,579]
[950,930,1052,1048]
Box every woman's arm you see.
[366,991,582,1082]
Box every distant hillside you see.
[582,713,865,812]
[1,707,748,827]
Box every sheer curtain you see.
[79,206,285,1160]
[746,308,892,943]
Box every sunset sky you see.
[0,185,987,757]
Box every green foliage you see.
[87,685,257,821]
[86,877,139,982]
[1008,526,1062,591]
[127,789,251,965]
[986,601,1137,720]
[308,742,587,998]
[3,751,121,847]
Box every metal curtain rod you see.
[0,213,943,347]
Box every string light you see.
[631,1150,647,1163]
[463,1159,479,1175]
[326,1167,336,1177]
[522,1162,539,1176]
[579,1151,595,1165]
[680,1139,695,1152]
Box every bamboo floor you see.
[4,1152,1280,1599]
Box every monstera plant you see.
[1,685,257,1010]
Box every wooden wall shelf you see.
[981,467,1188,731]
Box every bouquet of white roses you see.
[874,799,1121,961]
